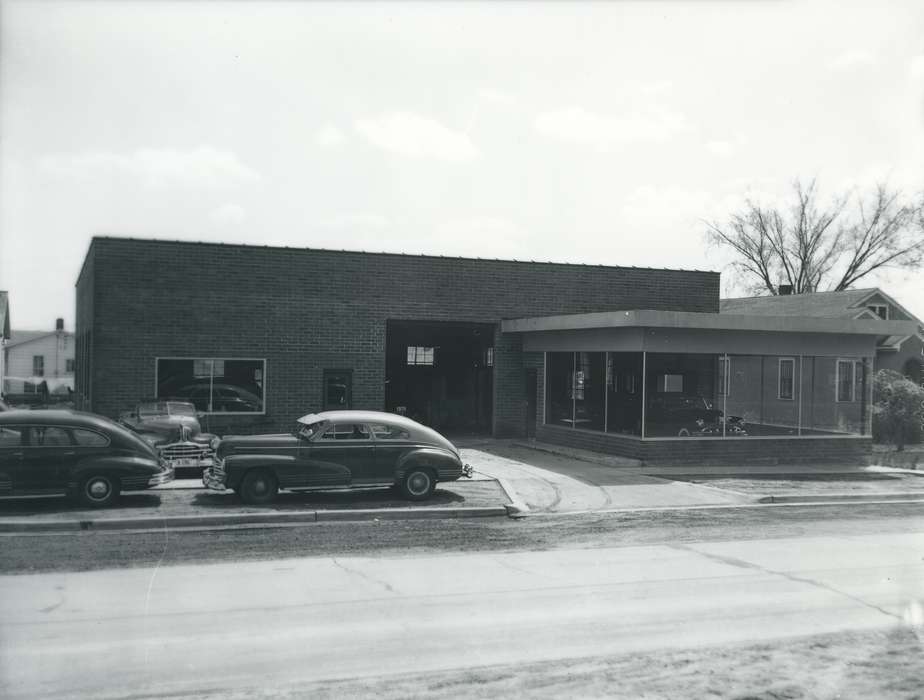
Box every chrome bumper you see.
[202,467,227,492]
[148,467,175,486]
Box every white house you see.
[0,292,10,391]
[2,318,75,398]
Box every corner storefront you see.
[504,310,917,465]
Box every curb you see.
[757,492,924,504]
[0,505,509,533]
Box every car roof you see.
[296,410,459,454]
[297,410,420,427]
[0,409,116,429]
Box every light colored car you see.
[203,410,472,504]
[119,400,217,471]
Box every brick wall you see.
[537,423,871,465]
[77,237,718,434]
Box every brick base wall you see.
[537,424,872,466]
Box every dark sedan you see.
[646,393,747,437]
[0,410,174,507]
[203,410,472,504]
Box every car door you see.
[369,423,413,482]
[16,425,77,493]
[0,425,26,495]
[308,423,376,486]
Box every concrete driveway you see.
[462,443,752,513]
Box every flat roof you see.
[501,309,919,336]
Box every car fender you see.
[395,447,462,482]
[70,454,162,489]
[223,453,297,489]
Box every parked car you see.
[0,409,174,507]
[118,400,217,471]
[203,410,473,504]
[170,384,262,413]
[646,393,747,437]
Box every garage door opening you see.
[385,320,494,435]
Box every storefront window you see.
[548,350,870,439]
[545,352,575,425]
[156,358,265,414]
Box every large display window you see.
[544,351,871,439]
[156,358,266,414]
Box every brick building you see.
[75,237,916,465]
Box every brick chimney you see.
[55,318,64,331]
[777,285,793,296]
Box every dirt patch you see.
[674,473,924,497]
[257,627,924,700]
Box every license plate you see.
[171,458,199,468]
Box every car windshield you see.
[296,420,326,440]
[165,402,197,416]
[138,402,170,417]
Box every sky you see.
[1,0,923,331]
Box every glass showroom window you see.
[545,352,575,425]
[156,358,265,414]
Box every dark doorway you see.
[526,368,538,437]
[385,320,494,434]
[323,369,352,410]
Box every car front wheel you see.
[400,467,436,501]
[239,469,278,505]
[78,474,120,508]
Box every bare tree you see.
[705,179,924,295]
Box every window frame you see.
[836,359,857,403]
[407,346,435,366]
[778,358,795,401]
[718,355,730,397]
[322,368,353,411]
[867,304,889,320]
[154,357,267,416]
[32,355,44,377]
[65,358,76,373]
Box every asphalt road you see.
[1,506,923,699]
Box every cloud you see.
[534,106,690,149]
[828,49,877,71]
[354,112,478,161]
[37,146,260,189]
[208,203,246,225]
[640,80,674,96]
[315,124,347,148]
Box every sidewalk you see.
[470,440,924,513]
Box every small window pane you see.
[837,360,854,402]
[779,360,794,400]
[0,427,25,447]
[407,346,435,366]
[321,424,370,440]
[33,427,71,446]
[73,429,109,447]
[370,423,410,440]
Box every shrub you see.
[872,369,924,450]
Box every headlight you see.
[210,436,221,450]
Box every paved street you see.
[2,505,923,699]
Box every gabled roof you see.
[0,292,9,341]
[719,288,882,320]
[720,287,924,349]
[6,330,62,349]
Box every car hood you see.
[217,433,297,458]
